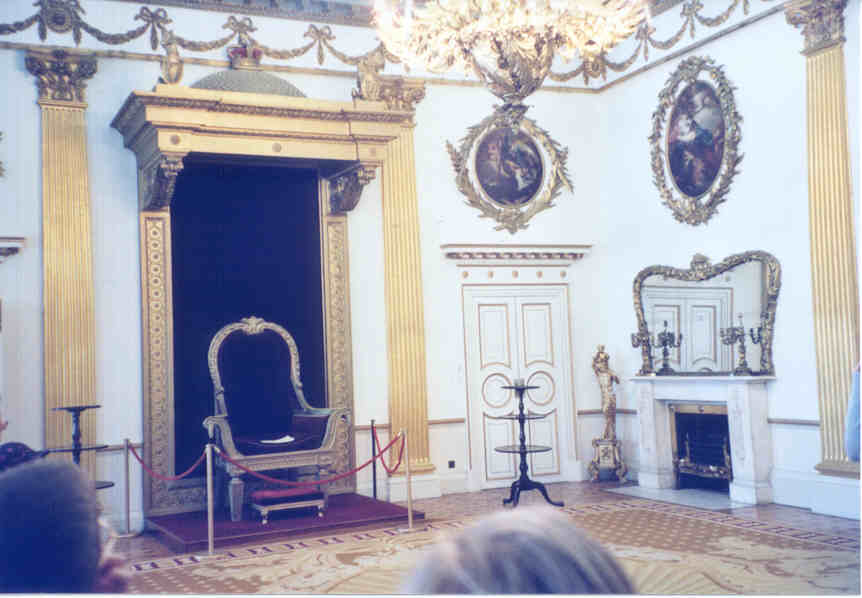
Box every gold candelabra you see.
[655,320,682,375]
[631,329,654,375]
[721,314,751,375]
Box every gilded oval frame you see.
[447,106,572,234]
[649,56,743,225]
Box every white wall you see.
[593,8,858,515]
[0,0,857,522]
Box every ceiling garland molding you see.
[550,0,782,85]
[1,0,782,89]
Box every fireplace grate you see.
[671,408,733,483]
[677,434,732,480]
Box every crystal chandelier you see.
[373,0,647,105]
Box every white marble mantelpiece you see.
[631,375,776,505]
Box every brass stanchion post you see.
[404,429,413,531]
[206,443,214,556]
[114,438,140,539]
[124,438,131,534]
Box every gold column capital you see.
[25,49,97,104]
[326,163,378,214]
[785,0,848,55]
[353,67,427,113]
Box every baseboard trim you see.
[772,467,860,519]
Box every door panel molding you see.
[463,284,574,490]
[521,303,555,367]
[478,304,512,369]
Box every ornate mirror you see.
[631,251,780,376]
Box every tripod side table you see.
[495,382,563,507]
[46,405,114,490]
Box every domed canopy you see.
[191,70,306,97]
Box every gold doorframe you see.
[112,85,413,515]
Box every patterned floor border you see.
[561,500,861,551]
[129,519,469,574]
[128,498,859,575]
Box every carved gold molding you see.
[786,0,848,55]
[447,106,572,234]
[326,164,377,214]
[358,74,426,112]
[25,48,96,103]
[354,66,427,112]
[632,251,781,376]
[649,55,743,226]
[322,212,355,492]
[32,55,100,475]
[1,0,783,88]
[139,212,203,513]
[786,0,858,478]
[108,0,373,27]
[550,0,782,85]
[111,86,412,134]
[442,244,592,262]
[381,126,435,476]
[140,154,186,210]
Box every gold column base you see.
[815,460,860,478]
[389,458,436,477]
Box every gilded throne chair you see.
[202,316,350,522]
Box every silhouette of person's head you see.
[402,507,635,594]
[0,460,108,592]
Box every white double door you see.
[463,285,573,490]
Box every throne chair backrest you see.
[207,316,314,440]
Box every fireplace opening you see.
[670,404,732,492]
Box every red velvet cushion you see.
[250,488,324,503]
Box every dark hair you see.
[0,441,48,473]
[402,507,635,594]
[0,460,102,593]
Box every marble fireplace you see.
[631,376,774,504]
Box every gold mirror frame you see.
[649,56,743,225]
[447,105,572,234]
[632,250,781,376]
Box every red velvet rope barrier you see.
[371,426,405,475]
[128,443,207,482]
[214,431,404,488]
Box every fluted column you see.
[26,49,98,472]
[787,0,859,477]
[381,123,434,475]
